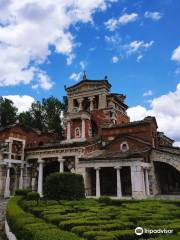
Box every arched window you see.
[120,141,129,152]
[75,128,81,138]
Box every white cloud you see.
[143,90,153,97]
[119,13,138,25]
[0,0,115,89]
[174,142,180,147]
[171,45,180,62]
[126,40,154,55]
[112,56,119,63]
[137,55,143,62]
[144,11,162,21]
[3,95,35,113]
[80,61,88,70]
[105,35,154,61]
[70,72,82,81]
[127,83,180,143]
[105,18,118,31]
[105,13,138,31]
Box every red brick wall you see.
[115,109,129,124]
[70,120,82,139]
[101,122,157,146]
[0,125,56,148]
[106,136,149,152]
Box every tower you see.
[63,75,129,142]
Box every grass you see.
[19,197,180,240]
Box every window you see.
[75,128,81,138]
[120,141,129,152]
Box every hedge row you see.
[44,172,85,200]
[6,197,84,240]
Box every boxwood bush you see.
[44,172,85,200]
[15,189,31,196]
[6,197,84,240]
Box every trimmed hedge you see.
[44,172,85,200]
[26,192,40,201]
[15,189,31,196]
[6,197,84,240]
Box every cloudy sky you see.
[0,0,180,146]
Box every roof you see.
[65,78,112,91]
[82,148,151,161]
[157,132,174,143]
[105,134,152,148]
[25,136,101,151]
[101,116,158,129]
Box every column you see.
[58,158,65,173]
[37,159,44,197]
[131,165,146,199]
[144,168,150,196]
[21,142,25,161]
[4,165,11,198]
[19,166,24,189]
[81,119,85,138]
[67,121,71,140]
[115,167,122,197]
[95,167,101,197]
[88,97,94,111]
[78,98,83,111]
[8,140,12,160]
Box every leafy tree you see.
[18,111,34,129]
[0,97,17,128]
[30,101,46,131]
[42,96,64,135]
[18,96,65,135]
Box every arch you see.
[154,161,180,194]
[152,150,180,172]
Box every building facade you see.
[0,76,180,199]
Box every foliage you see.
[0,97,17,127]
[20,198,180,240]
[18,111,34,128]
[44,172,85,200]
[6,197,84,240]
[18,96,64,135]
[26,192,40,202]
[42,96,64,135]
[15,189,31,196]
[98,196,112,205]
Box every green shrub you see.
[26,192,40,203]
[15,189,31,196]
[44,172,85,200]
[6,197,83,240]
[98,196,112,205]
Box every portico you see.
[79,158,151,199]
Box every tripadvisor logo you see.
[135,227,143,236]
[135,227,173,236]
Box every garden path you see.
[0,199,7,232]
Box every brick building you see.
[0,75,180,198]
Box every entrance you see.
[154,162,180,194]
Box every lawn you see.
[16,197,180,240]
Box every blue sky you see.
[0,0,180,144]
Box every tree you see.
[30,101,46,131]
[18,111,34,129]
[18,96,65,135]
[42,96,64,135]
[0,97,17,128]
